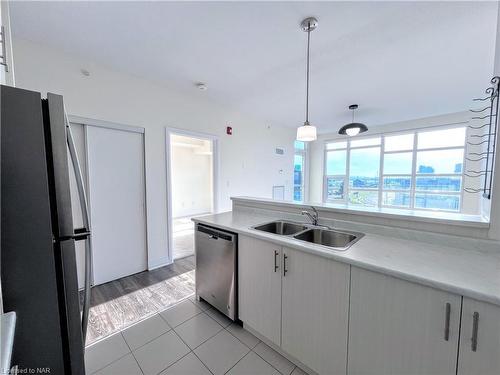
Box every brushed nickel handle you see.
[274,250,279,272]
[283,253,288,276]
[444,303,451,341]
[66,113,93,342]
[471,311,479,352]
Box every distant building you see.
[418,165,435,173]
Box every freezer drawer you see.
[195,224,237,320]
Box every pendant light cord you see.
[305,22,311,125]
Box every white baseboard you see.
[148,258,172,271]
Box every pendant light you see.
[338,104,368,136]
[296,17,318,142]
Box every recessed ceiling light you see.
[195,82,208,91]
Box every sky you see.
[326,148,464,177]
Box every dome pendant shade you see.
[297,121,317,141]
[338,123,368,136]
[338,104,368,136]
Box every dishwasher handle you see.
[197,224,235,242]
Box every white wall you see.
[171,138,213,218]
[12,38,295,268]
[308,111,482,215]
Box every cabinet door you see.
[282,247,350,375]
[348,267,461,375]
[458,298,500,375]
[238,235,282,346]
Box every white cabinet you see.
[348,267,461,375]
[239,236,350,374]
[238,235,282,346]
[0,1,15,86]
[238,235,500,375]
[281,247,350,375]
[458,298,500,375]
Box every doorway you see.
[167,129,217,261]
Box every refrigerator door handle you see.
[65,111,93,343]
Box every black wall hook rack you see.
[465,76,500,199]
[470,106,492,113]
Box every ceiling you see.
[9,1,499,133]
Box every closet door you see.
[87,125,147,285]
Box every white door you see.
[348,267,461,375]
[281,247,350,375]
[458,298,500,375]
[87,125,147,285]
[238,235,282,346]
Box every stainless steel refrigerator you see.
[1,85,93,374]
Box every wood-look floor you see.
[82,256,195,346]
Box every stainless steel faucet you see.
[301,206,319,226]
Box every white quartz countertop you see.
[193,211,500,306]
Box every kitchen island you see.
[193,197,500,375]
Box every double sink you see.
[252,220,364,251]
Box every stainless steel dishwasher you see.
[195,224,237,320]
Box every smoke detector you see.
[80,69,91,77]
[195,82,208,91]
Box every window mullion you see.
[345,141,351,204]
[378,136,385,208]
[459,133,466,212]
[323,148,328,202]
[410,132,418,209]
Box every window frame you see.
[323,125,466,213]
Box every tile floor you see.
[86,297,309,375]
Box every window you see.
[323,126,466,212]
[382,133,414,208]
[413,127,465,211]
[324,142,347,201]
[294,141,307,201]
[349,138,381,206]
